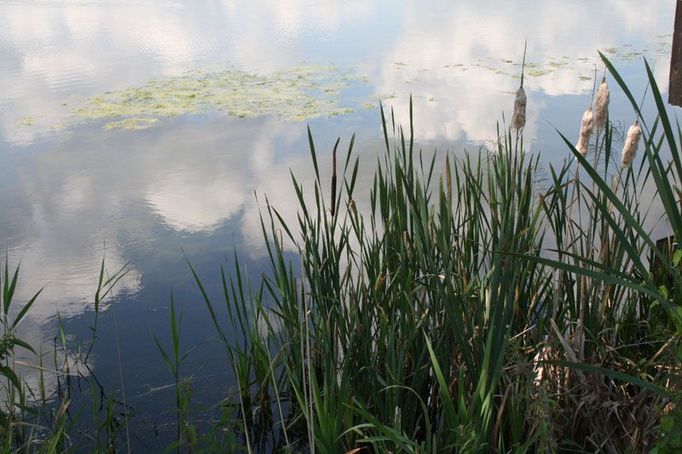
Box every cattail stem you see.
[520,38,527,90]
[566,160,581,254]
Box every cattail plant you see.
[593,76,610,131]
[575,106,594,156]
[511,40,527,131]
[620,120,642,167]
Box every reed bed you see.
[0,55,679,453]
[195,55,681,452]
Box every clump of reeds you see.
[198,59,682,450]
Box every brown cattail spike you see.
[575,106,594,156]
[593,76,610,131]
[512,88,527,131]
[512,39,527,131]
[621,120,642,167]
[330,137,340,216]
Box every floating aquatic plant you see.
[74,65,362,130]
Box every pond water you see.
[0,0,675,449]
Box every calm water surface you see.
[0,0,675,448]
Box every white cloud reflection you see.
[0,0,672,147]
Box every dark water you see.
[0,0,675,449]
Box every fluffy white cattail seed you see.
[593,77,610,131]
[621,120,642,167]
[575,106,594,156]
[511,87,527,130]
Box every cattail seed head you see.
[621,120,642,167]
[594,77,610,131]
[512,87,527,130]
[575,106,594,156]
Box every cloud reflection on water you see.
[0,0,672,144]
[367,0,671,145]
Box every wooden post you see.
[671,0,682,106]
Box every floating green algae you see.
[527,68,553,77]
[547,60,569,69]
[104,117,159,130]
[18,117,34,127]
[621,51,644,61]
[75,65,362,130]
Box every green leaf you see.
[10,337,36,355]
[11,288,43,330]
[0,365,22,394]
[673,249,682,267]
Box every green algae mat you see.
[75,65,362,130]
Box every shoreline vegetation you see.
[1,55,682,452]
